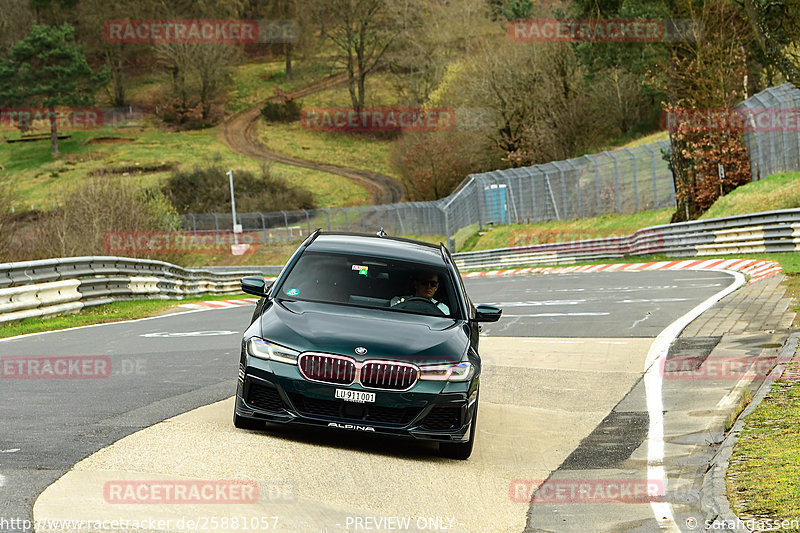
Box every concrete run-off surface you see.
[34,338,654,533]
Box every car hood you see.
[258,299,469,364]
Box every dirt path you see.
[219,73,404,205]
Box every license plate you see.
[335,389,375,403]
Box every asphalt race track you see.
[0,270,750,532]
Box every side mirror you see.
[241,276,271,298]
[474,304,502,323]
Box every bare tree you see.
[317,0,396,110]
[652,0,755,221]
[386,0,493,106]
[431,38,596,165]
[743,0,800,84]
[0,0,35,52]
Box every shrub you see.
[390,130,502,201]
[162,163,315,214]
[260,99,301,122]
[0,183,15,260]
[7,178,181,260]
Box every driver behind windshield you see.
[390,271,450,314]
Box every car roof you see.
[306,232,447,267]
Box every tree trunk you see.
[346,53,359,111]
[113,54,125,107]
[669,133,697,222]
[49,106,59,157]
[285,43,292,79]
[357,70,366,110]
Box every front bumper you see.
[234,356,478,443]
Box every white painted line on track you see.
[139,330,238,338]
[488,300,585,307]
[502,312,611,317]
[642,269,745,531]
[0,305,247,343]
[618,298,689,303]
[0,473,5,488]
[522,339,584,344]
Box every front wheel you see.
[439,399,478,460]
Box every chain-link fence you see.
[181,83,800,251]
[736,83,800,180]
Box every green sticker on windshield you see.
[352,265,369,276]
[286,288,300,296]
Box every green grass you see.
[258,121,397,178]
[615,130,669,149]
[296,72,400,108]
[701,170,800,220]
[0,123,367,209]
[727,355,800,524]
[255,72,403,178]
[458,209,674,251]
[0,293,251,339]
[226,60,336,113]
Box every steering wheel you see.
[392,296,445,316]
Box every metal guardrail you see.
[2,208,797,323]
[452,208,800,270]
[0,257,266,324]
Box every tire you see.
[439,399,478,460]
[233,410,264,430]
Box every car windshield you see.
[276,251,459,318]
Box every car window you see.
[276,251,458,318]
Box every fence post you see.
[604,151,621,213]
[280,211,289,240]
[258,212,267,242]
[621,147,639,212]
[641,144,658,207]
[322,208,331,230]
[442,204,453,251]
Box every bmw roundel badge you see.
[355,346,368,355]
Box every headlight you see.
[419,362,474,382]
[247,338,299,365]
